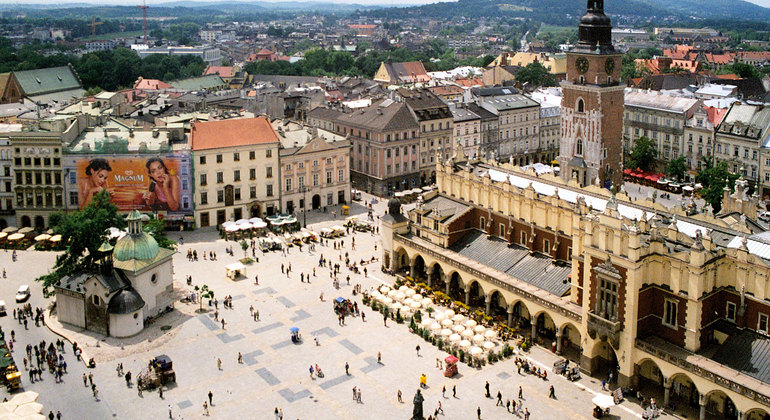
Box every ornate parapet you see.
[587,311,622,349]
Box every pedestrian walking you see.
[397,389,403,403]
[442,385,446,398]
[377,352,382,364]
[496,390,503,406]
[83,373,87,387]
[208,390,213,405]
[485,381,490,398]
[518,385,523,399]
[452,385,456,398]
[217,358,222,370]
[138,385,143,397]
[203,401,209,416]
[168,404,172,419]
[159,386,164,399]
[345,362,349,375]
[221,318,226,329]
[437,400,443,414]
[549,385,555,399]
[416,345,421,357]
[506,399,511,412]
[238,352,243,364]
[477,406,481,419]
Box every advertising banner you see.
[76,156,183,212]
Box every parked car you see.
[15,285,30,303]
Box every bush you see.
[426,307,434,315]
[396,309,404,324]
[413,310,422,324]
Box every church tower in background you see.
[558,0,623,188]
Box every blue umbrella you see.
[335,297,346,303]
[289,327,299,333]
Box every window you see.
[216,172,223,184]
[217,190,224,203]
[233,152,240,162]
[338,169,344,182]
[250,168,256,180]
[480,217,485,229]
[759,313,769,334]
[266,167,273,178]
[285,164,291,171]
[266,149,272,158]
[286,178,292,191]
[250,186,256,199]
[726,301,737,322]
[663,299,678,328]
[326,157,332,165]
[266,184,273,197]
[216,154,222,163]
[576,139,583,156]
[313,173,319,187]
[234,188,241,201]
[151,274,157,284]
[544,239,550,253]
[387,149,391,158]
[233,170,240,182]
[521,231,527,245]
[326,171,332,184]
[249,151,255,160]
[69,191,78,206]
[500,223,505,237]
[598,278,618,320]
[92,295,100,305]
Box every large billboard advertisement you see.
[76,156,183,212]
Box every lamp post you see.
[301,185,308,227]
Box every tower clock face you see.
[576,57,589,74]
[605,58,615,74]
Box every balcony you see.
[587,311,622,349]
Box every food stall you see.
[225,262,247,280]
[444,355,458,377]
[592,394,615,418]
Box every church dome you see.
[387,197,402,216]
[112,210,159,261]
[108,288,145,314]
[580,11,610,27]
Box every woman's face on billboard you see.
[149,160,166,180]
[91,168,109,187]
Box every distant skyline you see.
[4,0,770,7]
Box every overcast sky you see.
[5,0,770,7]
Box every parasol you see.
[459,340,472,348]
[449,334,462,342]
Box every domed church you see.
[55,210,175,338]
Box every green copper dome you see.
[112,210,158,261]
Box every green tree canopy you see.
[515,62,557,87]
[666,156,687,181]
[627,136,658,173]
[695,157,739,213]
[37,190,125,296]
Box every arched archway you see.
[487,290,507,322]
[467,280,484,308]
[411,255,427,281]
[635,359,664,403]
[590,340,618,386]
[20,216,30,228]
[0,219,7,230]
[560,322,582,362]
[669,372,700,414]
[534,311,556,344]
[429,263,445,291]
[34,216,44,230]
[512,301,531,334]
[393,247,409,274]
[746,408,770,420]
[312,194,321,210]
[448,272,465,303]
[704,389,737,420]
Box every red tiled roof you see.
[134,78,171,90]
[716,74,741,80]
[204,66,234,77]
[191,117,279,151]
[428,85,464,96]
[705,106,727,126]
[256,48,274,56]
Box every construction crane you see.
[89,17,103,37]
[137,0,149,40]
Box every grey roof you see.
[480,94,539,112]
[14,66,82,97]
[466,103,497,121]
[56,268,129,295]
[471,86,520,97]
[449,103,481,123]
[420,195,470,222]
[108,288,145,314]
[718,104,770,140]
[624,90,700,114]
[711,329,770,385]
[335,99,418,132]
[568,156,587,168]
[449,230,571,297]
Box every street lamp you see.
[300,185,308,227]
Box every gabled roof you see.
[191,117,279,151]
[335,99,418,132]
[13,66,82,97]
[169,75,226,91]
[377,61,430,83]
[204,66,235,78]
[134,78,172,90]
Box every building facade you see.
[9,132,64,229]
[683,105,724,172]
[715,104,770,190]
[558,0,623,188]
[399,89,453,185]
[191,117,280,227]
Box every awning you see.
[225,262,245,271]
[592,394,615,409]
[7,233,24,241]
[34,234,51,242]
[18,227,33,234]
[50,235,62,242]
[2,227,18,233]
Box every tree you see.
[515,62,557,87]
[193,284,214,313]
[695,157,739,213]
[143,216,176,250]
[36,190,125,296]
[719,62,762,79]
[666,156,687,181]
[240,239,249,257]
[627,136,657,172]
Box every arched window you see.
[576,139,583,156]
[577,98,585,113]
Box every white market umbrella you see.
[449,333,462,342]
[7,233,23,241]
[404,288,415,297]
[412,294,423,301]
[430,322,442,331]
[383,297,393,305]
[421,318,434,327]
[398,286,408,292]
[482,341,496,350]
[387,290,398,298]
[9,392,38,406]
[452,325,465,333]
[379,286,391,294]
[248,217,263,224]
[461,330,474,338]
[434,313,447,322]
[34,234,51,242]
[410,302,422,310]
[473,325,486,334]
[452,314,465,323]
[235,219,250,225]
[225,225,239,232]
[464,320,477,328]
[371,291,382,300]
[222,221,236,228]
[470,346,484,355]
[421,298,433,306]
[49,234,62,242]
[473,334,485,343]
[391,302,403,311]
[252,221,268,229]
[484,330,497,339]
[239,223,253,230]
[592,394,615,410]
[440,328,453,337]
[13,402,43,416]
[441,319,454,327]
[395,292,406,301]
[444,309,455,317]
[459,340,472,348]
[403,298,415,306]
